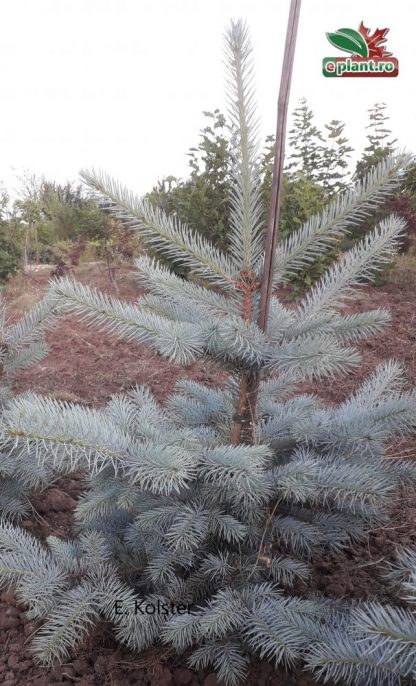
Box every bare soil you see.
[0,263,415,686]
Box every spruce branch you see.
[4,291,61,349]
[274,152,414,284]
[224,19,265,271]
[31,581,101,666]
[49,276,206,364]
[135,254,240,319]
[79,168,236,289]
[297,214,406,320]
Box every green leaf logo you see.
[326,28,369,57]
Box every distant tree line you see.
[146,100,416,289]
[0,174,139,283]
[0,100,414,287]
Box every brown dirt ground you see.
[0,262,415,686]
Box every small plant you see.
[0,19,415,686]
[49,238,87,278]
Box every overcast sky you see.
[1,0,415,200]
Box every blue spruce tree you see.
[0,20,415,686]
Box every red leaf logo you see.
[358,22,392,58]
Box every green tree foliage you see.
[321,120,354,195]
[148,99,356,290]
[13,174,106,263]
[286,101,354,197]
[0,21,415,686]
[352,104,416,254]
[0,187,21,283]
[260,136,327,290]
[286,98,325,184]
[40,181,104,242]
[355,102,397,181]
[13,172,48,265]
[260,135,326,230]
[147,109,329,285]
[146,110,231,276]
[283,106,356,290]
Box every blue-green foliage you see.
[0,18,415,686]
[0,290,60,518]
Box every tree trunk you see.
[23,224,30,269]
[34,224,40,265]
[231,269,261,445]
[231,368,259,445]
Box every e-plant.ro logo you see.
[323,22,399,77]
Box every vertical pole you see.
[231,0,302,445]
[257,0,302,331]
[252,2,303,565]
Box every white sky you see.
[1,0,415,200]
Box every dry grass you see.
[2,261,137,321]
[385,252,416,288]
[3,271,46,319]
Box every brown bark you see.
[231,270,260,445]
[0,343,9,378]
[231,369,259,445]
[34,225,40,265]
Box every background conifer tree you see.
[355,102,397,181]
[147,108,232,253]
[0,20,416,686]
